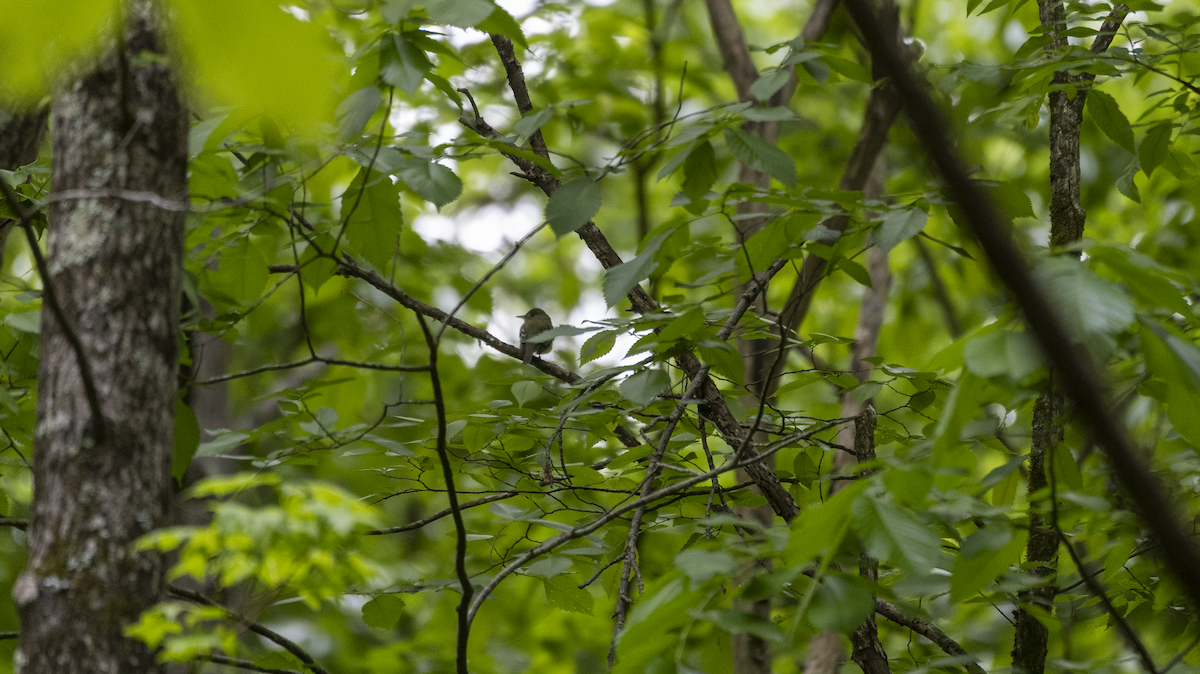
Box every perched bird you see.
[518,308,554,365]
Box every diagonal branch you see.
[841,0,1200,618]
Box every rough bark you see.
[11,4,187,673]
[1012,392,1063,674]
[1010,5,1128,671]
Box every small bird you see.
[518,308,554,365]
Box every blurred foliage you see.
[2,0,1200,672]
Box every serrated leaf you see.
[382,32,432,95]
[397,160,462,209]
[658,308,705,343]
[342,168,403,272]
[675,549,737,583]
[547,178,602,237]
[837,257,872,287]
[336,86,381,142]
[477,4,526,48]
[212,236,269,304]
[512,380,540,407]
[852,494,943,574]
[1139,122,1172,178]
[875,208,927,253]
[1086,89,1134,153]
[602,230,670,307]
[543,575,593,614]
[580,330,617,364]
[723,127,796,189]
[620,369,670,406]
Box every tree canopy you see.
[1,0,1200,673]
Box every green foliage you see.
[3,0,1200,672]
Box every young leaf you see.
[875,208,928,252]
[546,177,601,237]
[397,160,463,209]
[1138,122,1172,177]
[602,230,670,306]
[1086,90,1134,153]
[724,127,797,189]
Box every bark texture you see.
[12,4,187,673]
[1011,391,1063,674]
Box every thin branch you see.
[873,598,986,674]
[415,314,472,674]
[842,0,1200,616]
[195,355,428,386]
[609,367,709,667]
[466,417,841,626]
[368,491,519,535]
[0,517,28,530]
[196,654,303,674]
[0,180,106,443]
[167,586,329,674]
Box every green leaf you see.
[837,257,872,288]
[808,574,875,632]
[342,168,404,272]
[950,528,1026,602]
[425,0,495,27]
[697,608,784,641]
[1037,257,1134,342]
[602,230,670,307]
[620,369,670,406]
[723,127,797,189]
[514,107,553,139]
[546,178,602,237]
[173,0,343,136]
[580,329,617,364]
[675,549,737,583]
[785,480,869,566]
[173,400,200,483]
[512,380,540,407]
[1086,90,1135,153]
[852,493,944,574]
[749,68,790,102]
[657,308,705,343]
[1138,122,1172,177]
[397,160,463,209]
[1089,246,1190,315]
[476,5,527,48]
[361,595,405,629]
[680,141,717,214]
[542,575,593,614]
[211,237,268,305]
[875,208,927,253]
[382,32,433,95]
[1049,444,1082,491]
[336,86,381,142]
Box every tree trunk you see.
[11,4,187,672]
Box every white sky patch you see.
[1002,20,1027,53]
[412,197,543,251]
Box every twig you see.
[842,0,1200,617]
[368,491,519,535]
[196,654,303,674]
[167,586,329,674]
[609,367,709,666]
[414,313,473,674]
[0,180,106,443]
[873,599,986,674]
